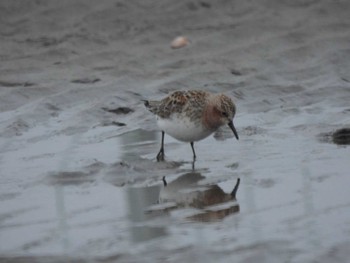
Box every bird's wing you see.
[145,90,208,119]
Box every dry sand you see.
[1,0,350,262]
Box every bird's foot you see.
[156,148,165,161]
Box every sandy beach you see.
[1,0,350,262]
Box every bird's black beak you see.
[228,121,239,140]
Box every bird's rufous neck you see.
[202,103,222,130]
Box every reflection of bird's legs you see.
[162,176,167,187]
[231,178,241,198]
[156,131,165,161]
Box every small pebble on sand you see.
[171,36,189,49]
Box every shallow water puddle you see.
[119,128,350,254]
[0,127,242,254]
[126,184,167,243]
[1,125,350,260]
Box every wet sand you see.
[1,0,350,262]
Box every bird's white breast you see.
[157,114,213,142]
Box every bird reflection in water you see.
[154,172,240,222]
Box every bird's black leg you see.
[156,131,165,161]
[190,142,196,161]
[190,142,196,170]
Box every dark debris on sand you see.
[102,107,134,114]
[332,128,350,145]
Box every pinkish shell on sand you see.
[171,36,189,49]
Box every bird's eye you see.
[222,111,228,117]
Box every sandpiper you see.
[144,90,239,161]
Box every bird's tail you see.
[143,99,160,114]
[142,99,150,107]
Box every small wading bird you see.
[144,90,239,161]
